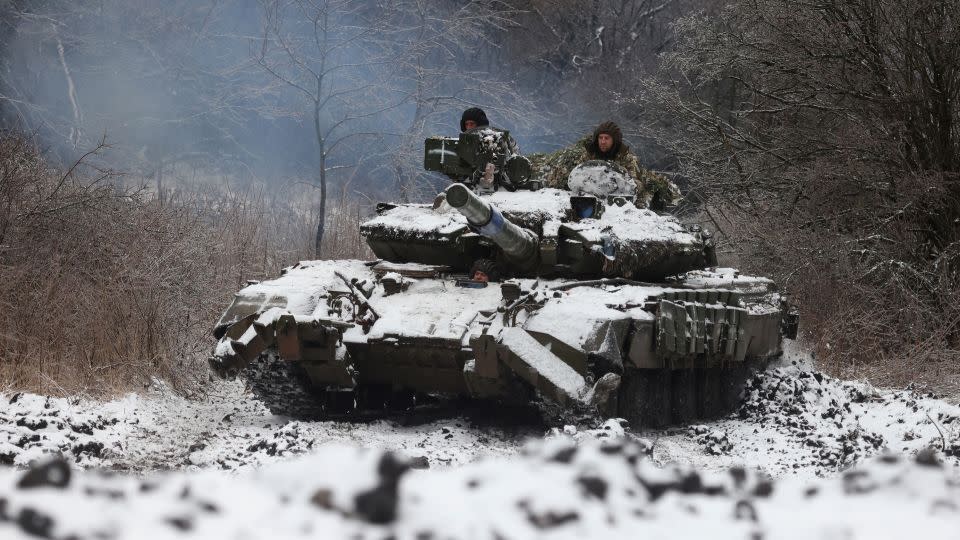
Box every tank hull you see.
[209,259,789,426]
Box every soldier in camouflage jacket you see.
[530,121,679,209]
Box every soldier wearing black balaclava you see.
[458,107,519,154]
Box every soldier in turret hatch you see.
[459,107,520,155]
[531,121,679,210]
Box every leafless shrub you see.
[0,134,370,396]
[637,0,960,392]
[710,196,960,395]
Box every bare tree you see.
[645,0,960,251]
[489,1,694,110]
[256,0,415,255]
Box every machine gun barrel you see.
[445,183,539,266]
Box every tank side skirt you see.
[615,292,786,427]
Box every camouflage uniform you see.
[530,132,679,208]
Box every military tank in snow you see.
[208,129,798,427]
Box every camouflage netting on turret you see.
[362,190,576,243]
[529,136,679,206]
[360,204,465,243]
[601,237,706,279]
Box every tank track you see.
[245,353,762,428]
[244,353,333,419]
[243,354,467,423]
[533,398,600,427]
[244,354,558,427]
[617,360,765,430]
[245,354,412,420]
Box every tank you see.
[208,130,799,427]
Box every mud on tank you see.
[209,130,799,427]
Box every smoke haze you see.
[0,0,693,197]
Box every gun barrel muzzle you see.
[445,183,491,225]
[445,183,539,267]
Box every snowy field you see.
[1,349,959,539]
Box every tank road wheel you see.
[355,385,417,412]
[617,369,669,429]
[245,353,344,419]
[245,355,427,419]
[617,361,763,429]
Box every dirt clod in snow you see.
[0,431,952,539]
[17,457,70,490]
[353,452,410,524]
[16,507,55,538]
[688,425,733,455]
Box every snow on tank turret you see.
[208,131,798,426]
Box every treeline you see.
[1,0,958,393]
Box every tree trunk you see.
[155,161,163,206]
[314,99,326,258]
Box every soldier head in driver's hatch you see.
[460,107,489,132]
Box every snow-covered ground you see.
[1,350,959,539]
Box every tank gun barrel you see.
[445,183,539,267]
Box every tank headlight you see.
[571,196,601,220]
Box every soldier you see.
[533,121,678,209]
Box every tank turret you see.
[363,162,713,281]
